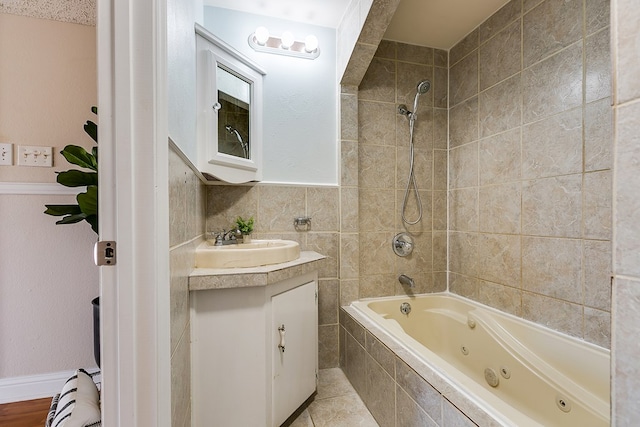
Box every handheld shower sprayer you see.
[399,79,431,225]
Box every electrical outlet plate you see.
[0,143,12,165]
[18,145,53,167]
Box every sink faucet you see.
[213,229,242,246]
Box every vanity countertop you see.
[189,251,325,291]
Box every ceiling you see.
[205,0,511,50]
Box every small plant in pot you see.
[235,216,254,242]
[44,106,101,367]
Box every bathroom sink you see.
[195,239,301,268]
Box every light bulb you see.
[254,26,269,45]
[304,35,318,53]
[281,31,294,49]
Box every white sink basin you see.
[195,239,301,268]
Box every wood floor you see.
[0,397,52,427]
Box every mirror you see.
[196,24,266,183]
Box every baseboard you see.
[0,368,100,404]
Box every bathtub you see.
[347,293,610,427]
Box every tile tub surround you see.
[357,40,449,299]
[447,0,612,348]
[340,306,491,427]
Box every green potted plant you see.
[235,216,254,242]
[44,106,100,367]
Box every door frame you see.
[97,0,170,424]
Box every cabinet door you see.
[272,281,318,426]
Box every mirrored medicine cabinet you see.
[195,23,266,183]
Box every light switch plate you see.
[0,143,12,165]
[18,145,53,167]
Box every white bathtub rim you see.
[352,291,610,354]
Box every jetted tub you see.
[349,293,610,427]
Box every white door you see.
[97,0,171,425]
[272,281,318,426]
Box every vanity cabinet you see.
[190,270,318,426]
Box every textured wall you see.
[0,0,95,26]
[0,13,98,380]
[447,0,612,348]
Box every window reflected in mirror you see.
[217,66,250,159]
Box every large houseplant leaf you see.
[44,108,99,234]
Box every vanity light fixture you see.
[248,27,320,60]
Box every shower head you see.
[417,80,431,94]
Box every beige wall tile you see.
[396,359,442,424]
[522,108,582,179]
[449,97,479,148]
[397,109,434,150]
[434,67,448,109]
[375,39,396,59]
[341,233,359,279]
[584,307,611,348]
[614,0,640,103]
[522,237,582,303]
[359,100,396,146]
[614,101,640,276]
[359,57,396,102]
[479,20,521,91]
[449,273,480,300]
[586,28,612,104]
[434,109,448,149]
[479,128,521,185]
[397,42,433,65]
[450,28,479,66]
[341,140,359,186]
[341,92,359,141]
[449,232,479,277]
[521,292,583,338]
[479,182,522,234]
[341,279,360,305]
[522,0,583,67]
[586,0,610,35]
[612,277,640,424]
[584,240,612,311]
[341,187,359,233]
[359,274,396,298]
[434,49,448,68]
[583,171,612,240]
[479,74,522,138]
[396,189,432,234]
[477,280,522,316]
[522,174,582,238]
[359,232,395,275]
[307,232,339,279]
[449,142,479,189]
[308,187,340,232]
[585,98,613,172]
[433,231,448,272]
[479,0,522,43]
[365,354,396,426]
[319,279,339,325]
[171,331,191,427]
[450,52,479,106]
[258,186,306,232]
[450,188,478,232]
[319,324,339,369]
[433,190,448,231]
[206,185,258,232]
[359,144,396,188]
[360,188,395,231]
[522,43,583,124]
[477,234,521,287]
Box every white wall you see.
[203,7,338,185]
[0,13,98,391]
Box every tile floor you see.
[289,368,379,427]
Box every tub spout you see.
[399,274,415,288]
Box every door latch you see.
[94,241,117,266]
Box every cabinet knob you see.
[212,102,222,113]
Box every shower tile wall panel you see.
[612,0,640,420]
[357,40,449,299]
[448,0,612,348]
[169,146,206,427]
